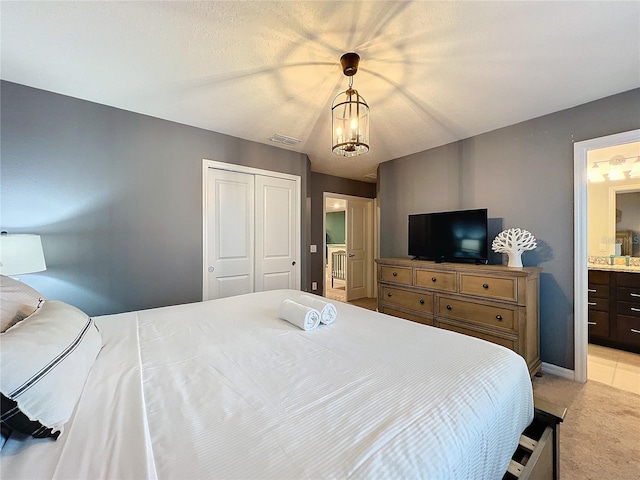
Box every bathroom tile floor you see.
[588,343,640,395]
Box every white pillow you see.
[0,275,44,332]
[0,300,103,438]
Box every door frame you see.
[322,192,375,299]
[573,129,640,383]
[202,159,301,300]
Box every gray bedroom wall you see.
[378,88,640,370]
[1,81,311,316]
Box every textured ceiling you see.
[2,1,639,182]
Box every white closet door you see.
[255,175,297,291]
[205,169,254,300]
[346,198,369,301]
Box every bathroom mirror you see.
[614,189,640,257]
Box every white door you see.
[255,176,298,291]
[346,198,370,301]
[205,169,255,299]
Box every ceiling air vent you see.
[269,134,301,146]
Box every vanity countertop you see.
[588,264,640,273]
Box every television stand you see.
[376,258,542,377]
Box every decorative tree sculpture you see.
[491,228,537,267]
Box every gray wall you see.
[378,88,640,370]
[1,81,311,316]
[309,172,376,293]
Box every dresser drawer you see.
[617,287,640,304]
[587,297,609,312]
[381,286,433,314]
[459,273,517,302]
[615,315,640,347]
[587,284,609,299]
[381,307,433,326]
[588,310,609,338]
[617,301,640,318]
[379,265,412,285]
[414,268,457,292]
[436,296,516,332]
[435,319,517,351]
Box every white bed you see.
[1,289,533,479]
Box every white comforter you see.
[1,289,533,479]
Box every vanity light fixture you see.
[629,158,640,178]
[587,163,605,183]
[331,53,370,157]
[588,155,640,182]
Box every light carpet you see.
[532,374,640,479]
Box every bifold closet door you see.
[205,168,299,300]
[205,169,255,300]
[254,175,297,291]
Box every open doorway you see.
[322,193,375,305]
[325,197,347,302]
[573,129,640,387]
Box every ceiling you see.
[2,1,639,183]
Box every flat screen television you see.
[408,208,488,263]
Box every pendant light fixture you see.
[331,53,370,156]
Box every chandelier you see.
[331,53,370,156]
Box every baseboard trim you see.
[541,362,575,381]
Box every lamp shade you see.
[0,234,47,275]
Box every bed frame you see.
[503,397,566,480]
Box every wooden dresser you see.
[376,258,542,376]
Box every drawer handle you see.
[419,299,425,305]
[587,302,597,306]
[587,288,596,293]
[496,314,503,321]
[446,304,452,310]
[482,283,489,289]
[631,329,640,335]
[588,322,597,325]
[431,277,437,282]
[387,292,392,297]
[630,293,640,297]
[631,307,640,312]
[392,272,397,277]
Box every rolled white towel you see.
[299,295,337,325]
[278,299,321,331]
